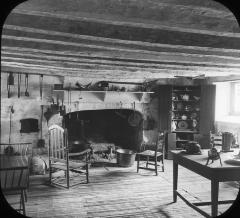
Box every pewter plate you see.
[225,157,240,165]
[177,121,188,129]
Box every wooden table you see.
[171,149,240,217]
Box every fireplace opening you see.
[63,109,143,152]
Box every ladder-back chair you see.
[0,143,32,156]
[0,143,31,202]
[210,131,222,148]
[0,162,29,216]
[48,125,90,188]
[137,131,166,176]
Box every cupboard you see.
[158,84,216,159]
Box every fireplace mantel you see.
[53,90,153,113]
[53,90,153,103]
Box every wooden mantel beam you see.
[207,75,240,82]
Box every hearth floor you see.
[4,159,239,218]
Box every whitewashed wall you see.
[1,73,159,155]
[0,73,62,149]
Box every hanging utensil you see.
[56,94,59,106]
[8,106,14,144]
[8,72,14,85]
[69,84,72,106]
[39,74,43,100]
[128,102,142,127]
[66,82,72,119]
[59,98,66,116]
[44,107,52,124]
[37,105,45,147]
[7,73,15,98]
[24,73,29,97]
[18,73,21,98]
[7,82,11,98]
[69,83,72,116]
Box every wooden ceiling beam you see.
[207,75,240,82]
[5,12,240,49]
[3,35,240,67]
[3,46,240,66]
[1,65,175,81]
[3,48,240,70]
[11,4,237,33]
[3,24,240,58]
[14,0,232,21]
[2,60,239,77]
[2,1,239,82]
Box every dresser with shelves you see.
[171,85,201,149]
[158,84,216,159]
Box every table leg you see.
[173,161,178,202]
[211,179,219,217]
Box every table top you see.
[0,155,29,170]
[171,149,240,169]
[171,149,240,181]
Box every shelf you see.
[53,90,153,103]
[170,85,201,150]
[172,90,198,92]
[53,90,153,94]
[171,110,200,112]
[172,130,198,133]
[172,118,195,121]
[172,100,199,102]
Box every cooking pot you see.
[184,141,201,154]
[69,140,90,152]
[222,132,234,151]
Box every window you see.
[215,82,240,123]
[230,82,240,115]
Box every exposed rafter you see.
[1,0,240,82]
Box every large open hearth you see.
[63,109,143,162]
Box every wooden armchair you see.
[48,125,90,188]
[137,131,166,176]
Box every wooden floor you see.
[5,159,239,218]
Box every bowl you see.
[193,96,200,101]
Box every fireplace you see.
[63,109,143,152]
[49,90,156,157]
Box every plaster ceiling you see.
[1,0,240,83]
